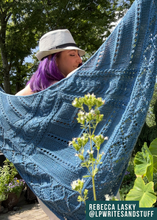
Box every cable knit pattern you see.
[0,0,157,219]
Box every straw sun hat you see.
[36,29,85,61]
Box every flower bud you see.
[78,154,84,161]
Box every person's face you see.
[56,50,82,77]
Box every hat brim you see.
[36,46,85,61]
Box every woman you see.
[16,29,85,96]
[16,29,85,220]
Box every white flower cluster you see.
[71,179,85,191]
[87,150,94,155]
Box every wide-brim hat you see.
[36,29,85,61]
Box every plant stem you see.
[92,176,97,200]
[80,191,86,205]
[89,123,97,201]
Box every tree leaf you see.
[149,138,157,173]
[125,177,156,207]
[134,143,153,181]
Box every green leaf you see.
[78,154,84,161]
[77,195,83,202]
[93,168,98,176]
[83,175,91,178]
[154,183,157,192]
[81,162,88,167]
[84,189,88,195]
[125,177,156,207]
[0,193,7,202]
[149,138,157,173]
[134,143,153,181]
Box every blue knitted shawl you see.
[0,0,157,219]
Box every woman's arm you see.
[15,84,34,96]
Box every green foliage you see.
[7,178,25,197]
[71,179,88,204]
[134,143,153,181]
[133,83,157,155]
[149,138,157,173]
[70,93,107,203]
[0,0,46,93]
[0,159,18,201]
[125,139,157,207]
[0,159,24,202]
[146,83,157,127]
[119,159,136,200]
[125,177,156,207]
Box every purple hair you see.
[28,53,64,92]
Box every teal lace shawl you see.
[0,0,157,219]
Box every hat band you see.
[49,43,77,50]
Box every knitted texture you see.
[0,0,157,219]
